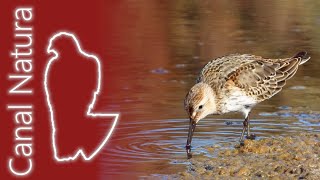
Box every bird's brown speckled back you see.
[197,52,310,102]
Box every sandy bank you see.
[173,133,320,179]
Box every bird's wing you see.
[197,54,258,89]
[226,52,310,102]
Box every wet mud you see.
[173,133,320,179]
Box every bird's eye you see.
[199,105,203,109]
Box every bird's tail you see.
[292,51,311,65]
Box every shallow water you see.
[99,1,320,178]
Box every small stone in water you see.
[175,64,186,68]
[278,105,292,110]
[151,68,169,74]
[290,85,306,90]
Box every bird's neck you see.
[203,85,221,115]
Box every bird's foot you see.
[246,134,256,140]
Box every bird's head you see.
[184,82,217,158]
[184,83,217,123]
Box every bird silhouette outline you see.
[44,32,119,162]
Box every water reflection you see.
[99,1,320,178]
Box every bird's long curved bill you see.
[186,119,196,158]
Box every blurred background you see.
[98,0,320,178]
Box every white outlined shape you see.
[44,32,119,162]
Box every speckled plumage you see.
[191,52,310,117]
[185,52,310,154]
[198,52,310,101]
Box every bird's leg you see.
[246,115,250,136]
[245,114,256,140]
[247,120,251,136]
[239,117,248,145]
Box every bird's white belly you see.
[220,90,257,116]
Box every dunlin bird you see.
[184,51,310,158]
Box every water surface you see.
[99,1,320,178]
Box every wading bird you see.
[184,51,310,158]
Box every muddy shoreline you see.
[172,133,320,179]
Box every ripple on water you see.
[103,115,316,160]
[101,119,188,165]
[100,113,320,175]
